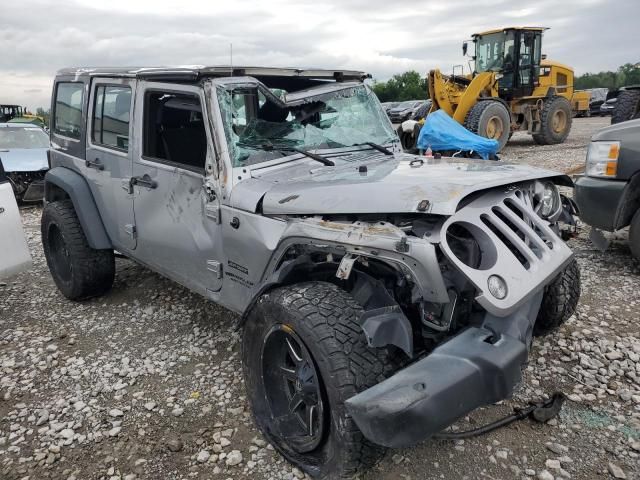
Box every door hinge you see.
[205,203,221,224]
[124,224,137,239]
[207,260,222,279]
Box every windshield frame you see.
[0,125,50,149]
[212,78,398,180]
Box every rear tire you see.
[612,89,640,124]
[464,100,511,151]
[533,258,580,336]
[242,282,398,478]
[532,96,572,145]
[41,200,115,300]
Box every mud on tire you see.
[532,96,572,145]
[242,281,399,478]
[41,199,115,300]
[464,100,511,151]
[534,258,580,336]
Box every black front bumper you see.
[574,175,626,231]
[346,327,526,447]
[345,293,542,448]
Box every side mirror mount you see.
[462,42,468,56]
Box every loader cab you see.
[472,27,545,100]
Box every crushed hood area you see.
[233,153,568,216]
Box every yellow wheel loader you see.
[427,27,576,151]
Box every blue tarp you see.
[416,110,499,159]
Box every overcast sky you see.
[2,0,638,110]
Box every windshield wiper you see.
[238,141,335,166]
[352,142,394,156]
[281,147,335,166]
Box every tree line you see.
[372,63,640,102]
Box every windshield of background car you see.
[0,127,49,149]
[475,31,514,73]
[397,100,418,109]
[217,83,397,167]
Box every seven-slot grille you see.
[439,185,573,317]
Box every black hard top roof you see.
[55,66,371,83]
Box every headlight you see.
[487,275,508,299]
[534,181,561,219]
[586,141,620,178]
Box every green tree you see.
[371,71,429,102]
[574,63,640,90]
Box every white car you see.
[0,157,31,279]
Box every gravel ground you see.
[1,117,639,480]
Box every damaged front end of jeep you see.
[263,179,576,448]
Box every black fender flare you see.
[44,167,112,249]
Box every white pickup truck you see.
[0,158,31,279]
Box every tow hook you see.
[433,392,566,440]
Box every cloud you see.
[0,0,637,110]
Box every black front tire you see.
[41,200,115,300]
[628,208,640,260]
[534,258,580,336]
[242,282,397,478]
[464,100,511,151]
[532,96,573,145]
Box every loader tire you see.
[533,258,580,336]
[611,89,640,124]
[532,96,572,145]
[464,100,511,151]
[41,200,115,300]
[243,281,400,478]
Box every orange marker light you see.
[608,143,620,159]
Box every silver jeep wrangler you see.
[43,66,580,479]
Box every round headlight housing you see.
[487,275,508,299]
[537,181,561,219]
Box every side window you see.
[54,83,84,139]
[92,85,131,151]
[143,91,207,172]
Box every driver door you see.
[130,82,224,294]
[516,32,538,97]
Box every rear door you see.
[85,77,137,251]
[0,158,31,279]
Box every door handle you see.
[86,158,104,170]
[130,174,157,190]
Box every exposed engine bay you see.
[271,179,575,360]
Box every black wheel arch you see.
[238,249,415,357]
[44,167,112,249]
[613,171,640,230]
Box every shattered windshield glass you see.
[216,83,397,167]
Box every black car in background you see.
[380,101,400,114]
[599,97,617,116]
[387,100,424,123]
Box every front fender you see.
[44,167,112,249]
